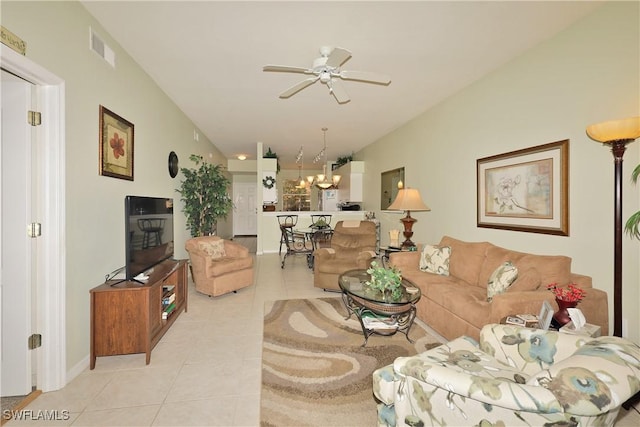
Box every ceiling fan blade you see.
[328,79,350,104]
[325,47,352,68]
[263,65,311,74]
[279,76,319,98]
[339,70,391,85]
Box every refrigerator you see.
[320,189,340,211]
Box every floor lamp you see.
[586,116,640,338]
[387,188,430,249]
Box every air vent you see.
[89,27,115,67]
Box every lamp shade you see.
[586,116,640,143]
[388,188,430,211]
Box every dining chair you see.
[277,214,298,255]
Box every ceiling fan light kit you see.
[263,46,391,104]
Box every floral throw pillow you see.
[198,240,226,259]
[419,245,451,276]
[487,261,518,302]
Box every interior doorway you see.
[0,46,66,393]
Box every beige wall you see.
[359,2,640,342]
[2,1,228,372]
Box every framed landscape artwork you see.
[477,139,569,236]
[99,105,134,181]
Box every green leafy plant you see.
[177,154,233,237]
[625,163,640,239]
[365,261,403,300]
[335,153,354,168]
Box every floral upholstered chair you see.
[373,323,640,427]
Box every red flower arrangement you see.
[547,283,586,303]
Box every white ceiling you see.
[81,1,601,169]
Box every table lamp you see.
[387,188,430,249]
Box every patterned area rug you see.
[260,297,441,426]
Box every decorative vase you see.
[552,298,578,328]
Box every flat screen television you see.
[125,196,174,281]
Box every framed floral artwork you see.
[99,105,134,181]
[477,139,569,236]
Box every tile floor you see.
[6,251,640,426]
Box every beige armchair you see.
[185,236,253,297]
[313,220,377,291]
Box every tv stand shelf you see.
[90,259,188,369]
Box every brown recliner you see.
[185,236,253,297]
[313,220,377,291]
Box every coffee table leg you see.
[340,291,355,320]
[395,306,417,344]
[339,291,418,346]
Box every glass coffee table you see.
[338,269,421,346]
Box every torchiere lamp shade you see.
[586,116,640,142]
[388,188,430,248]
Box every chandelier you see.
[309,127,341,190]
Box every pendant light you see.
[312,128,341,189]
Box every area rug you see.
[260,297,442,426]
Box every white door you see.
[233,182,258,236]
[1,70,36,396]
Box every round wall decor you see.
[168,151,179,178]
[263,175,276,189]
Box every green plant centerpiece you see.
[177,154,233,237]
[365,261,403,301]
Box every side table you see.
[379,245,417,267]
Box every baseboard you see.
[66,354,89,384]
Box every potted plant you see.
[626,163,640,239]
[263,146,280,173]
[177,154,233,237]
[335,153,354,169]
[365,261,403,300]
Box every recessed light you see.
[237,155,247,160]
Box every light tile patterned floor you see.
[5,250,640,426]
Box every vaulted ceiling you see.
[82,1,601,169]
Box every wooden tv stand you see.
[90,259,188,369]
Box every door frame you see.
[1,45,66,392]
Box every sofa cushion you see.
[479,245,572,289]
[441,286,492,329]
[509,267,542,292]
[198,239,226,259]
[439,236,490,286]
[487,261,518,302]
[419,244,451,276]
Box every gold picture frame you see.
[477,140,569,236]
[99,105,134,181]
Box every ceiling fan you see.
[263,46,391,104]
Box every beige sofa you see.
[389,235,609,341]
